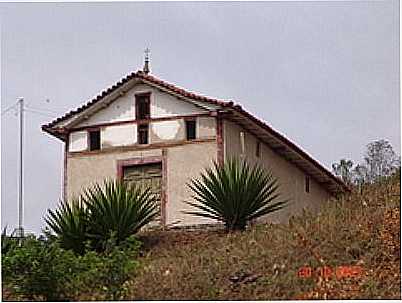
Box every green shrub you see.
[2,236,77,301]
[2,234,141,301]
[1,227,18,256]
[45,179,158,253]
[91,233,140,300]
[184,158,287,231]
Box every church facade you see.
[42,66,348,227]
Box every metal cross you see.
[144,48,150,59]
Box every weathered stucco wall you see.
[198,117,216,138]
[150,120,185,144]
[165,141,217,226]
[66,141,218,226]
[69,116,217,152]
[150,86,208,118]
[102,124,137,148]
[223,120,331,223]
[66,105,330,228]
[69,131,87,152]
[66,149,162,200]
[150,116,216,144]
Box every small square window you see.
[138,124,149,144]
[305,176,310,193]
[89,129,101,151]
[185,120,196,140]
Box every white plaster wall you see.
[101,124,137,148]
[69,131,87,152]
[198,117,216,138]
[151,120,181,141]
[79,93,135,127]
[150,87,206,118]
[76,83,207,128]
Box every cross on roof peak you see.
[143,48,150,74]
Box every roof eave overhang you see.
[222,106,350,195]
[51,77,142,131]
[42,125,67,141]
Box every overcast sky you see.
[1,1,400,234]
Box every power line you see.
[3,99,64,117]
[6,98,62,239]
[24,108,56,118]
[25,110,51,117]
[25,106,61,115]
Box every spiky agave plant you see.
[83,179,159,250]
[46,180,159,253]
[45,198,88,254]
[184,158,287,231]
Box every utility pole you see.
[17,97,24,238]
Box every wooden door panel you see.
[122,163,162,226]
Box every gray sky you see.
[1,1,400,234]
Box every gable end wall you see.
[76,83,207,127]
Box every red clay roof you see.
[42,70,350,193]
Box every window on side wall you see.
[305,176,310,193]
[138,124,149,144]
[256,141,261,158]
[240,131,245,156]
[88,129,101,151]
[185,119,196,140]
[135,93,151,120]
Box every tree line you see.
[332,139,400,186]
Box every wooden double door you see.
[122,162,162,225]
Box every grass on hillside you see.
[111,174,400,301]
[3,174,400,301]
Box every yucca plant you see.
[45,198,88,254]
[82,180,159,251]
[184,158,287,231]
[45,180,159,253]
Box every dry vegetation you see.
[120,173,400,300]
[3,174,400,301]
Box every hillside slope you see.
[120,173,400,300]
